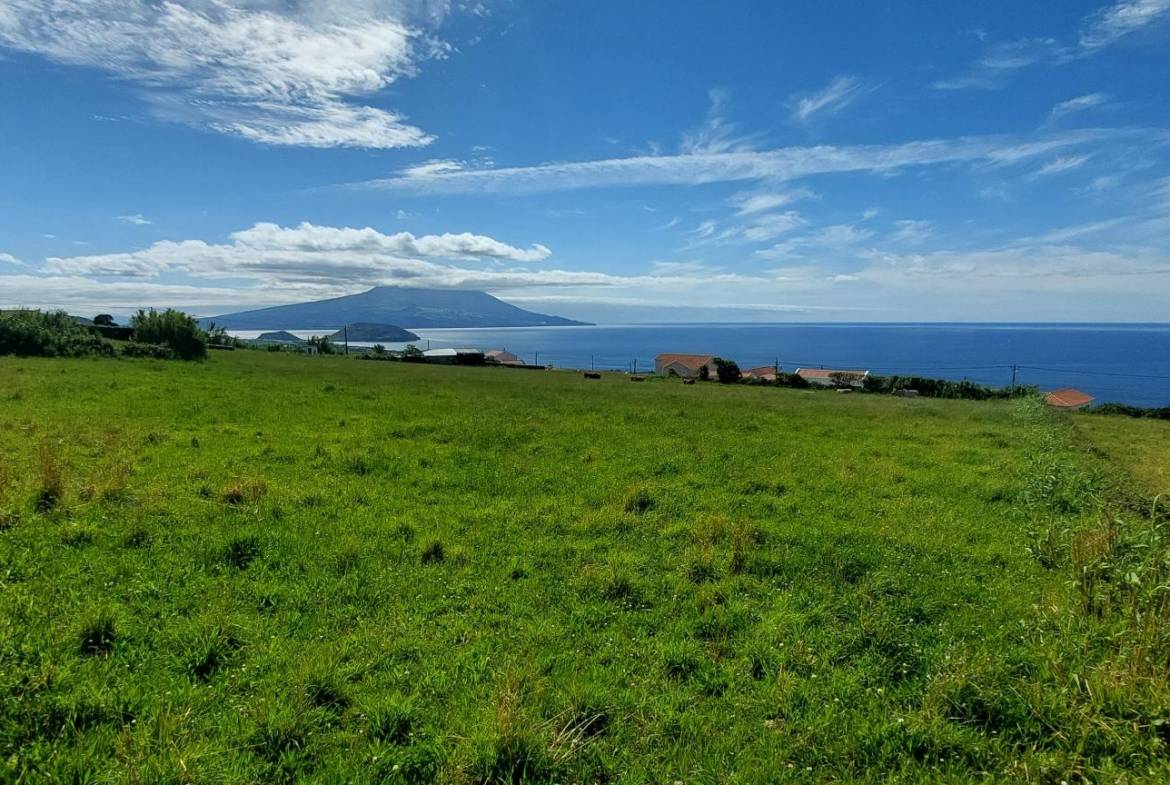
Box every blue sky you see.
[2,0,1169,322]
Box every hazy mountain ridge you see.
[201,287,589,329]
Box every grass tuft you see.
[78,612,116,656]
[420,540,445,565]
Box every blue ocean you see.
[408,323,1170,408]
[232,323,1170,408]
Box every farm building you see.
[742,366,778,381]
[1044,388,1095,410]
[655,353,717,379]
[422,347,485,365]
[485,349,525,366]
[795,368,870,387]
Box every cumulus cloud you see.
[0,1,451,148]
[41,222,555,285]
[0,252,26,267]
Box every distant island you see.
[256,330,303,343]
[201,286,590,330]
[330,323,419,342]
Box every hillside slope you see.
[202,286,589,329]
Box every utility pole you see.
[534,351,539,367]
[1010,364,1018,391]
[633,358,637,375]
[774,356,780,376]
[590,354,595,371]
[343,325,349,356]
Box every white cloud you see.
[361,128,1141,195]
[680,89,762,154]
[42,222,554,284]
[1050,93,1109,119]
[730,188,815,216]
[792,75,864,122]
[230,222,552,263]
[933,38,1064,90]
[0,252,26,267]
[1080,0,1170,49]
[740,211,806,243]
[0,1,450,148]
[937,2,1170,90]
[1032,154,1092,177]
[115,213,151,226]
[889,220,933,244]
[755,223,874,260]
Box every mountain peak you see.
[202,286,589,330]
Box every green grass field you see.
[2,352,1168,784]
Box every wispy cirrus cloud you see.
[933,37,1065,90]
[1032,154,1092,177]
[0,1,454,148]
[936,0,1170,90]
[353,127,1157,195]
[1080,0,1170,49]
[791,75,866,122]
[1050,93,1110,120]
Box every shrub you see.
[93,314,115,326]
[402,344,425,362]
[0,309,115,358]
[129,308,208,360]
[121,341,175,359]
[712,357,741,384]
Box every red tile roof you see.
[656,353,714,369]
[743,366,778,378]
[1044,388,1095,408]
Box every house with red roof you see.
[742,366,778,381]
[1044,388,1095,410]
[655,353,717,379]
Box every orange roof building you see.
[1044,387,1095,409]
[655,353,716,379]
[742,366,778,381]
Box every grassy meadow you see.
[1,351,1168,784]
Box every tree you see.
[401,344,424,362]
[308,335,336,355]
[129,308,208,360]
[372,344,386,356]
[712,357,741,384]
[93,314,116,326]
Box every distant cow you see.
[630,375,646,382]
[682,378,696,385]
[583,372,601,379]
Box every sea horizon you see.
[228,322,1170,408]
